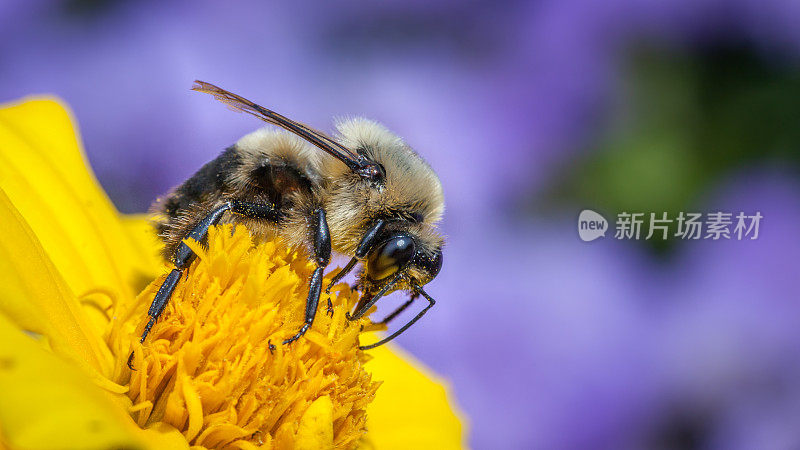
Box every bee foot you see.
[326,298,334,317]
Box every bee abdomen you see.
[152,146,242,252]
[159,146,241,218]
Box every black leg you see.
[358,283,435,350]
[326,297,334,317]
[324,219,386,293]
[324,257,357,294]
[283,266,323,344]
[346,273,402,321]
[376,293,418,325]
[283,208,331,345]
[138,268,183,345]
[128,200,278,369]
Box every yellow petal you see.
[0,97,155,305]
[296,396,334,450]
[0,187,110,375]
[0,312,187,450]
[365,341,466,449]
[120,214,165,284]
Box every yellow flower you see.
[0,97,466,449]
[120,224,380,449]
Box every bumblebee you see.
[133,81,444,362]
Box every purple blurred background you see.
[4,1,800,448]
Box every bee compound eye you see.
[428,247,443,279]
[366,235,416,280]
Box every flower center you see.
[110,224,379,449]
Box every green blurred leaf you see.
[538,45,800,255]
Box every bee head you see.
[362,232,443,292]
[348,230,442,350]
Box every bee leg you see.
[357,284,435,350]
[346,273,402,322]
[325,257,358,294]
[324,219,386,294]
[283,208,331,345]
[375,293,418,325]
[326,298,334,317]
[128,200,278,370]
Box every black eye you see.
[427,247,443,278]
[366,235,416,280]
